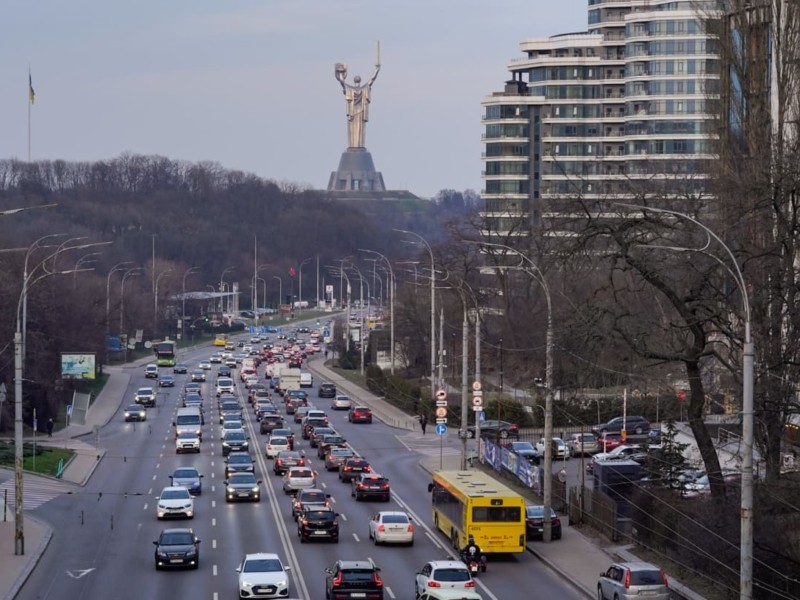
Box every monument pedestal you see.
[327,147,386,193]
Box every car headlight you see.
[157,503,166,510]
[227,486,235,493]
[275,579,287,587]
[251,486,259,492]
[157,550,169,558]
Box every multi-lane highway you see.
[18,326,583,600]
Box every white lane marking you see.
[353,533,361,542]
[385,586,396,599]
[213,564,218,577]
[142,503,148,511]
[212,500,216,508]
[212,517,216,527]
[212,539,217,549]
[340,514,348,521]
[151,474,157,481]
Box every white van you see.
[299,372,313,388]
[173,407,203,438]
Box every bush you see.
[366,365,385,395]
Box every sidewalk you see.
[0,365,132,600]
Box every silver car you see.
[597,562,669,600]
[282,466,316,494]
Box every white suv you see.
[144,364,159,379]
[216,377,234,396]
[415,560,476,597]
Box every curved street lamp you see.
[154,269,173,337]
[272,275,283,311]
[219,266,236,314]
[298,257,313,312]
[181,267,201,340]
[615,202,754,599]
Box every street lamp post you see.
[616,203,754,599]
[15,240,104,555]
[181,267,200,340]
[273,276,282,311]
[395,230,435,399]
[120,268,142,361]
[476,240,555,541]
[362,253,396,374]
[219,266,235,314]
[106,262,133,364]
[154,269,173,337]
[299,257,313,312]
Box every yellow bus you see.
[428,470,526,554]
[214,333,228,347]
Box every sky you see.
[2,0,589,199]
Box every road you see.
[18,328,583,600]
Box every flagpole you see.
[27,68,34,162]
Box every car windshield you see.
[305,510,333,520]
[126,405,141,411]
[243,558,283,573]
[229,474,256,484]
[226,432,245,441]
[174,469,198,478]
[177,432,197,439]
[512,442,535,451]
[434,568,471,582]
[137,388,152,395]
[278,452,301,460]
[229,455,251,464]
[222,402,240,411]
[161,532,194,545]
[161,489,190,500]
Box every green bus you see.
[154,340,177,367]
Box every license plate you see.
[313,531,327,535]
[170,559,183,563]
[238,492,249,497]
[351,595,366,598]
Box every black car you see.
[297,508,339,543]
[273,450,306,475]
[218,365,232,378]
[339,457,371,483]
[221,430,249,456]
[508,441,541,465]
[317,434,347,459]
[466,419,520,440]
[259,414,284,435]
[173,363,188,374]
[291,488,331,519]
[525,505,562,540]
[153,528,200,570]
[325,560,384,600]
[351,473,391,502]
[224,452,255,477]
[224,473,261,502]
[318,382,337,398]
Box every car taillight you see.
[373,573,383,587]
[299,458,305,465]
[381,483,389,489]
[408,523,414,532]
[660,568,669,588]
[300,519,308,526]
[332,574,342,588]
[377,525,385,532]
[364,465,371,472]
[624,569,631,589]
[427,581,441,588]
[465,581,476,588]
[343,466,351,471]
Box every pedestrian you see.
[46,418,54,437]
[420,413,428,435]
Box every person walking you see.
[419,413,428,435]
[46,418,54,437]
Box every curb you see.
[3,514,52,600]
[526,545,594,599]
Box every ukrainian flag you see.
[29,72,35,105]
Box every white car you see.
[215,377,235,396]
[266,436,291,458]
[244,376,260,389]
[236,553,291,599]
[199,360,212,370]
[368,511,414,546]
[176,431,201,454]
[331,395,352,410]
[282,466,316,494]
[535,437,570,459]
[156,486,195,519]
[415,560,476,597]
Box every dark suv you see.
[351,473,391,502]
[593,416,651,436]
[325,560,384,600]
[259,414,284,435]
[297,508,339,543]
[318,382,337,398]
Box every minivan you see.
[173,407,203,439]
[299,372,313,388]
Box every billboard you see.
[61,353,96,380]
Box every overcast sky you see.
[2,0,588,198]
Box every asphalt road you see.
[18,332,583,600]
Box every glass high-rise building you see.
[481,0,721,237]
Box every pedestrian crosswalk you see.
[0,474,76,511]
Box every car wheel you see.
[408,538,414,547]
[597,587,604,600]
[373,534,379,546]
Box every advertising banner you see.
[61,353,96,380]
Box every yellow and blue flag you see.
[28,72,35,105]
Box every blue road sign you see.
[260,326,267,334]
[278,327,283,333]
[249,325,255,333]
[435,424,447,436]
[323,328,330,337]
[478,411,485,422]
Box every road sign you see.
[472,406,483,412]
[249,325,255,333]
[435,424,447,435]
[435,406,447,418]
[435,389,448,401]
[472,396,483,408]
[436,399,448,408]
[477,410,485,422]
[472,381,482,391]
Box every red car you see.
[599,432,624,451]
[348,405,373,424]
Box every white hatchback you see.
[265,436,291,458]
[368,511,414,545]
[415,561,476,597]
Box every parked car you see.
[525,505,562,540]
[597,562,669,600]
[587,445,649,474]
[567,432,600,456]
[466,420,519,440]
[598,432,625,452]
[506,441,540,465]
[535,437,570,459]
[593,415,651,436]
